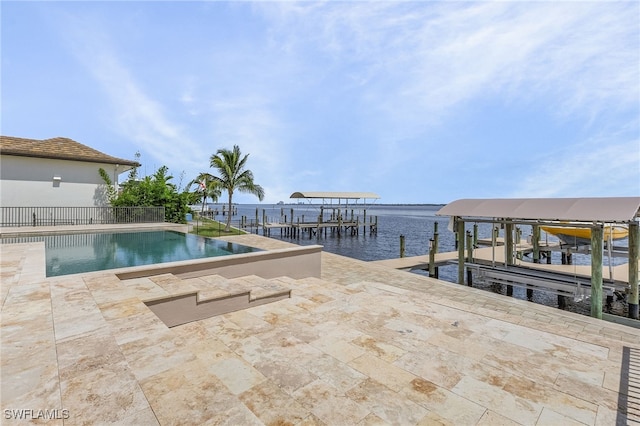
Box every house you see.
[0,136,140,207]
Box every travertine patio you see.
[1,232,639,425]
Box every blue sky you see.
[2,1,639,204]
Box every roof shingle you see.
[0,136,140,167]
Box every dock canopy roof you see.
[436,197,640,223]
[290,192,380,200]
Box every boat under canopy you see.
[541,225,629,245]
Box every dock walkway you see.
[372,244,638,281]
[246,218,378,238]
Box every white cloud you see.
[513,131,640,198]
[261,1,638,123]
[59,14,205,177]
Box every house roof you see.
[290,191,380,200]
[436,197,640,223]
[0,136,140,167]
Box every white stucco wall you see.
[0,155,127,207]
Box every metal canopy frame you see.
[435,197,640,322]
[289,192,380,206]
[435,197,640,223]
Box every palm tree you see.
[190,172,222,215]
[210,145,265,231]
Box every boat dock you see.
[246,217,378,239]
[372,242,638,292]
[234,193,381,239]
[376,197,640,323]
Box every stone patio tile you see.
[3,281,50,304]
[393,345,464,390]
[349,353,418,393]
[81,273,132,297]
[52,310,108,341]
[203,315,260,345]
[2,297,52,325]
[293,379,371,424]
[208,357,267,395]
[358,412,393,425]
[254,359,319,395]
[502,325,610,360]
[119,276,168,299]
[56,329,126,382]
[1,363,61,417]
[452,376,543,425]
[97,297,151,321]
[140,359,262,426]
[121,332,197,381]
[106,310,168,346]
[503,375,597,424]
[118,407,160,425]
[401,377,486,425]
[239,380,310,425]
[255,329,326,364]
[301,353,367,393]
[351,334,406,363]
[346,378,429,424]
[223,309,274,334]
[594,404,625,426]
[459,357,514,389]
[602,363,625,392]
[475,410,521,425]
[279,318,324,343]
[480,341,563,384]
[424,328,495,362]
[310,335,367,363]
[553,373,620,412]
[60,361,149,425]
[224,334,270,365]
[148,273,197,295]
[536,407,588,425]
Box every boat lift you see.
[436,197,640,321]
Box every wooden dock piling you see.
[456,218,465,285]
[429,239,436,278]
[466,230,473,286]
[629,222,639,319]
[591,225,604,319]
[505,222,514,297]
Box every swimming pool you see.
[2,230,261,277]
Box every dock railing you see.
[1,206,166,227]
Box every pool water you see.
[4,231,260,277]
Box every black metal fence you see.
[1,207,166,227]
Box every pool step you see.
[140,273,292,327]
